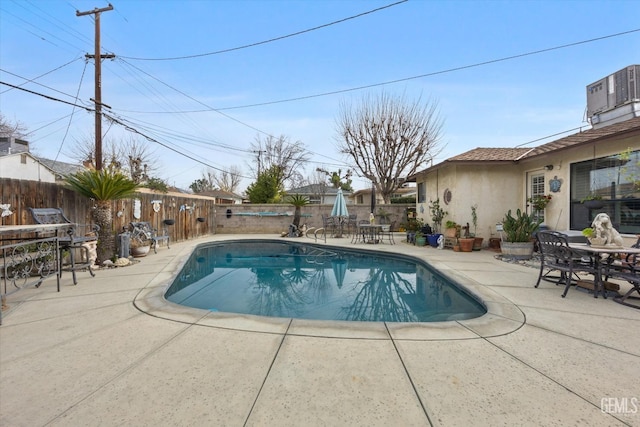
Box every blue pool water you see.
[165,240,486,322]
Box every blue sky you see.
[1,0,639,192]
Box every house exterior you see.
[198,189,244,204]
[408,116,640,240]
[0,151,57,183]
[286,184,353,205]
[351,185,416,206]
[36,157,85,181]
[0,137,86,182]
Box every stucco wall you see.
[418,163,522,239]
[414,131,639,239]
[214,204,412,234]
[0,154,55,182]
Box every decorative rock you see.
[102,260,114,267]
[114,257,130,267]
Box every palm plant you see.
[286,194,309,229]
[65,168,138,263]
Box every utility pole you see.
[76,4,114,171]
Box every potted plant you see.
[429,198,447,233]
[428,198,446,246]
[414,229,427,247]
[470,204,483,250]
[129,236,151,257]
[65,167,138,263]
[376,208,391,225]
[500,209,543,259]
[453,221,474,252]
[526,194,552,211]
[581,193,604,209]
[405,217,423,244]
[444,220,459,238]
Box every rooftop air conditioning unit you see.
[586,65,639,118]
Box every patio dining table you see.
[1,224,73,324]
[568,243,640,298]
[353,223,383,244]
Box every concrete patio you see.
[1,234,638,426]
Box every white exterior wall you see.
[0,154,56,183]
[417,163,522,239]
[524,133,639,231]
[415,131,639,241]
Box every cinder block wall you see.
[214,204,412,234]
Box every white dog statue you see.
[591,213,624,247]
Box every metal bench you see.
[29,208,98,285]
[128,221,170,254]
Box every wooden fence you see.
[1,178,413,243]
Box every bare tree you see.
[336,92,444,203]
[66,133,159,183]
[249,134,310,189]
[212,165,243,193]
[0,113,29,139]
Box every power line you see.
[0,80,93,111]
[114,27,640,114]
[118,58,274,138]
[102,112,255,179]
[119,0,407,61]
[215,28,640,110]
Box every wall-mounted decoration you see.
[151,200,162,213]
[443,188,452,205]
[133,199,141,220]
[549,176,562,193]
[1,203,14,218]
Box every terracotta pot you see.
[489,238,501,249]
[458,238,474,252]
[453,245,461,252]
[473,237,484,251]
[444,227,458,238]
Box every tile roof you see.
[407,115,640,181]
[447,147,533,162]
[521,115,640,158]
[36,157,85,177]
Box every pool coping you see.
[133,236,526,340]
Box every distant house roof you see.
[287,184,351,196]
[198,189,244,201]
[408,116,640,180]
[35,157,86,179]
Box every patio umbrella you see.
[330,188,349,237]
[331,188,349,218]
[370,183,376,215]
[331,258,347,289]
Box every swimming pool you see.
[165,240,486,322]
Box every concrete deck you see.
[1,234,639,426]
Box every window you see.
[417,182,426,203]
[570,149,640,233]
[20,153,27,164]
[529,174,545,222]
